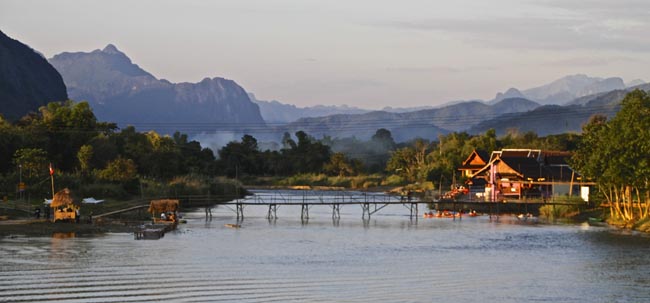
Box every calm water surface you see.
[1,191,649,302]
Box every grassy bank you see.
[539,196,586,220]
[605,216,650,233]
[245,173,393,189]
[0,220,135,237]
[245,173,413,190]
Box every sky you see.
[2,0,649,109]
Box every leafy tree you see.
[13,148,48,178]
[37,101,116,171]
[387,147,421,182]
[174,132,216,175]
[325,153,356,176]
[290,131,331,174]
[570,90,650,223]
[466,128,497,154]
[97,157,138,182]
[219,135,261,178]
[282,132,297,149]
[371,128,396,150]
[77,145,94,173]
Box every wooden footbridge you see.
[216,190,420,221]
[86,189,588,223]
[211,189,588,221]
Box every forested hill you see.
[49,45,265,134]
[283,97,539,141]
[469,84,650,136]
[0,30,68,120]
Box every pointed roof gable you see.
[460,149,490,168]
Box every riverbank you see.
[0,219,137,237]
[568,208,650,233]
[605,217,650,233]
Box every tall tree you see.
[571,90,650,223]
[13,148,48,178]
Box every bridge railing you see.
[236,189,409,205]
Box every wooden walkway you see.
[88,190,588,223]
[212,190,588,220]
[212,190,415,220]
[93,204,149,219]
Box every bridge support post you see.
[236,202,244,220]
[361,203,371,219]
[496,202,500,221]
[332,204,340,219]
[267,204,277,219]
[453,202,458,221]
[409,203,418,219]
[301,204,309,220]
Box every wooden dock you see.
[134,223,176,240]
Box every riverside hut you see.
[148,199,180,224]
[51,188,80,222]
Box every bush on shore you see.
[275,173,387,189]
[539,195,584,219]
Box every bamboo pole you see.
[50,174,55,200]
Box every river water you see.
[1,190,649,302]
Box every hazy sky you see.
[2,0,649,109]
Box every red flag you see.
[49,163,54,176]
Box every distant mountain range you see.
[30,41,648,143]
[251,93,370,123]
[49,45,265,134]
[490,74,642,105]
[281,97,540,141]
[0,30,68,120]
[471,83,650,136]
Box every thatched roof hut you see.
[148,199,180,214]
[50,188,79,208]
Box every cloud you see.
[546,56,644,67]
[384,65,497,74]
[385,66,461,73]
[536,0,650,20]
[383,13,650,53]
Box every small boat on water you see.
[224,223,241,228]
[516,213,538,222]
[149,199,180,225]
[587,217,607,227]
[423,210,465,218]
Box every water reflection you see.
[52,232,75,239]
[1,197,650,302]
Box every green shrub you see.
[327,176,350,187]
[382,174,407,186]
[539,204,580,220]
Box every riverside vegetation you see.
[1,90,649,232]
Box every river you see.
[1,190,649,302]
